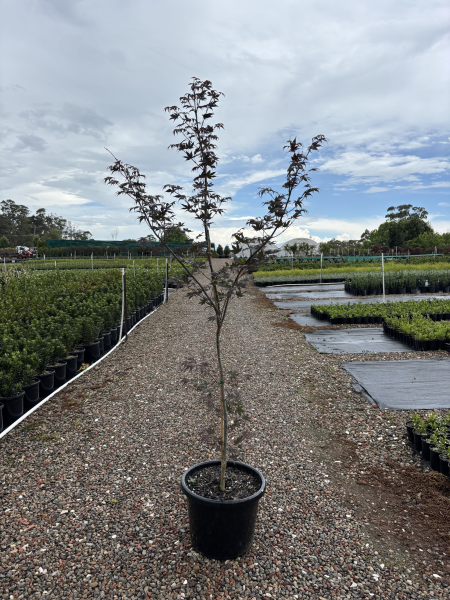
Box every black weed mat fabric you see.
[305,327,411,354]
[263,284,345,292]
[290,312,332,326]
[265,289,353,299]
[343,358,450,409]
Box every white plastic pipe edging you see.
[0,299,164,440]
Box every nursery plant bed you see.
[275,294,446,310]
[343,358,450,410]
[305,327,412,354]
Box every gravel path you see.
[1,263,449,599]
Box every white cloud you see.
[220,169,286,195]
[320,152,450,183]
[1,0,449,241]
[364,186,390,193]
[437,202,450,206]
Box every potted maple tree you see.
[105,78,326,558]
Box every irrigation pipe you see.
[0,299,165,440]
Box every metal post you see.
[55,260,57,269]
[44,254,45,263]
[91,253,93,270]
[119,268,127,342]
[165,258,169,303]
[133,259,135,277]
[320,253,323,284]
[74,251,76,260]
[3,257,5,272]
[382,253,386,304]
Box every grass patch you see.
[23,420,43,431]
[32,432,61,443]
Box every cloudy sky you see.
[1,0,449,246]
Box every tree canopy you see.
[0,199,92,246]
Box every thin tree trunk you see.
[216,327,227,490]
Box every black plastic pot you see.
[84,340,101,364]
[421,437,431,461]
[37,371,55,398]
[181,460,266,560]
[1,391,24,428]
[355,317,362,324]
[103,331,112,353]
[398,287,406,294]
[417,340,429,351]
[428,286,436,293]
[439,455,449,477]
[409,287,419,294]
[429,447,441,471]
[405,421,415,443]
[98,336,105,356]
[0,402,3,433]
[413,431,422,452]
[110,327,118,347]
[23,379,40,410]
[48,362,66,389]
[361,317,369,324]
[375,316,383,324]
[73,348,85,370]
[60,355,78,380]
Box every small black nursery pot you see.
[181,461,266,560]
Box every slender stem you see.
[215,326,227,490]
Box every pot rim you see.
[0,391,25,402]
[181,460,266,507]
[22,379,39,389]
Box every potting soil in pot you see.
[186,465,261,501]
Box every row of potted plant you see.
[8,257,190,273]
[406,413,450,476]
[383,315,450,350]
[0,268,166,432]
[344,269,450,296]
[311,297,450,324]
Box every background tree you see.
[216,243,224,257]
[105,77,326,490]
[223,244,231,258]
[161,225,191,244]
[0,235,10,248]
[284,242,299,257]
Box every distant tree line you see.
[318,205,450,256]
[0,199,92,248]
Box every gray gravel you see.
[0,263,448,599]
